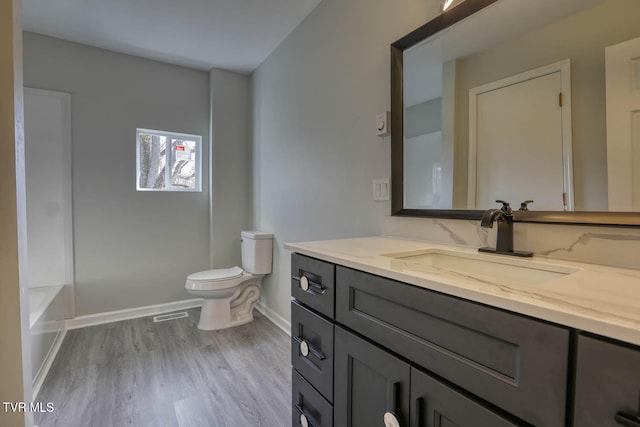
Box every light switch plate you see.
[373,178,390,201]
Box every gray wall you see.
[252,0,437,322]
[210,69,253,268]
[405,98,441,139]
[23,32,210,316]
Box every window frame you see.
[135,128,202,192]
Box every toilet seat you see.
[186,267,248,291]
[188,266,243,282]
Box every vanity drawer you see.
[293,368,333,427]
[574,334,640,427]
[291,254,335,319]
[291,300,334,402]
[335,266,569,427]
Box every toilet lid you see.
[187,266,243,282]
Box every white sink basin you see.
[381,249,580,286]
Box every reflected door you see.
[606,36,640,212]
[468,61,573,211]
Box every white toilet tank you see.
[241,231,273,274]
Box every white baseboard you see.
[33,329,66,400]
[64,296,289,335]
[256,302,291,336]
[65,298,203,330]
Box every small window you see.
[136,128,202,192]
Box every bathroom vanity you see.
[287,237,640,427]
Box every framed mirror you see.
[391,0,640,226]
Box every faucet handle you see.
[519,200,534,211]
[495,200,512,214]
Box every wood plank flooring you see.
[35,309,291,427]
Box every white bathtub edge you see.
[32,329,66,400]
[29,285,65,329]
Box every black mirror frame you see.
[390,0,640,227]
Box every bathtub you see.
[29,285,66,398]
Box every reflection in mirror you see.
[606,36,640,211]
[467,59,573,211]
[403,43,445,208]
[397,0,640,213]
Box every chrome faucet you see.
[479,200,532,257]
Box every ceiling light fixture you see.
[441,0,455,12]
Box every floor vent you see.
[153,311,189,322]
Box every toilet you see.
[185,231,273,330]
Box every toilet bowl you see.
[185,231,273,330]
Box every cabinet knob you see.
[300,275,310,291]
[384,411,400,427]
[300,340,310,357]
[293,336,327,360]
[293,275,326,295]
[295,404,314,427]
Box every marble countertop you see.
[285,237,640,346]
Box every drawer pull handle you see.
[389,381,399,412]
[293,275,326,295]
[384,411,401,427]
[293,336,327,360]
[414,397,424,427]
[615,412,640,427]
[295,404,314,427]
[384,382,401,427]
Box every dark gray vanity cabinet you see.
[335,265,569,427]
[291,252,640,427]
[333,325,519,427]
[291,254,336,427]
[334,326,411,427]
[574,334,640,427]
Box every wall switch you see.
[373,178,390,201]
[376,111,390,136]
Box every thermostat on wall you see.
[376,111,390,137]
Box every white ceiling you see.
[21,0,322,73]
[403,0,604,107]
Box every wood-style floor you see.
[35,308,291,427]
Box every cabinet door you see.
[410,368,521,427]
[335,326,410,427]
[574,334,640,427]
